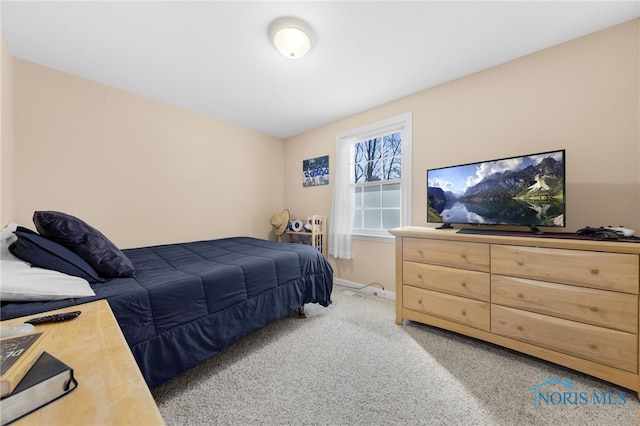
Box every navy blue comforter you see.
[1,237,333,387]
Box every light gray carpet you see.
[151,285,640,425]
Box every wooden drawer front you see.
[404,261,490,302]
[403,238,490,272]
[403,285,490,331]
[491,245,639,294]
[492,305,638,372]
[492,275,638,333]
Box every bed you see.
[0,213,333,388]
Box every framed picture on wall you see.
[303,155,329,187]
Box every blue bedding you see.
[0,237,333,387]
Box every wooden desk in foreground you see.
[1,300,165,425]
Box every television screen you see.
[427,149,565,228]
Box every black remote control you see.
[25,311,81,325]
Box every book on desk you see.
[1,330,52,397]
[0,352,77,425]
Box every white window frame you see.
[337,113,412,243]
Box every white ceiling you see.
[1,1,638,139]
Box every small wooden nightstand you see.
[1,300,165,425]
[285,214,327,257]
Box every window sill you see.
[351,233,395,243]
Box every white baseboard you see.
[333,278,396,300]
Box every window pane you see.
[383,157,401,180]
[353,138,384,182]
[382,183,400,207]
[354,159,383,182]
[364,138,382,161]
[383,132,401,157]
[364,210,381,229]
[353,208,362,228]
[353,143,365,183]
[382,132,401,180]
[365,161,382,181]
[363,186,380,208]
[382,209,401,229]
[353,162,364,183]
[354,187,362,208]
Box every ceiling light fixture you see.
[269,17,314,59]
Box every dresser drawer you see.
[491,305,638,372]
[491,245,639,294]
[403,238,490,272]
[403,285,490,331]
[404,261,490,302]
[492,275,638,333]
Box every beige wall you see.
[11,60,285,248]
[1,33,14,226]
[284,19,640,290]
[3,20,638,290]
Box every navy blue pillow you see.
[9,231,105,283]
[33,211,136,278]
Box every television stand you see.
[390,226,640,397]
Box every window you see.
[329,113,412,257]
[352,132,403,231]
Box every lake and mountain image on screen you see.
[427,150,565,227]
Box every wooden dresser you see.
[390,226,640,395]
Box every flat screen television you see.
[427,149,565,231]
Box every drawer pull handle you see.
[517,325,524,331]
[590,269,599,275]
[589,343,598,350]
[461,310,466,316]
[460,282,467,287]
[589,306,599,312]
[517,293,524,299]
[517,261,524,266]
[461,254,467,260]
